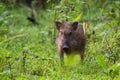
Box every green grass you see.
[0,4,120,80]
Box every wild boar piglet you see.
[56,22,86,63]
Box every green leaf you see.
[96,54,106,69]
[108,62,120,77]
[74,13,82,21]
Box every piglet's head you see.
[55,21,78,52]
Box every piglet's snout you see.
[62,44,69,52]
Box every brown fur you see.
[56,22,86,63]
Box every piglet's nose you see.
[63,45,69,51]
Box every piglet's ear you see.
[55,22,62,30]
[72,22,78,30]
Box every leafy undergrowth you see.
[0,2,120,80]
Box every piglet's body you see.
[56,22,86,64]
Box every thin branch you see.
[0,33,28,45]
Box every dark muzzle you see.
[62,45,69,52]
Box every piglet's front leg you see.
[59,50,64,66]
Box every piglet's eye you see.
[69,32,72,35]
[60,32,64,35]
